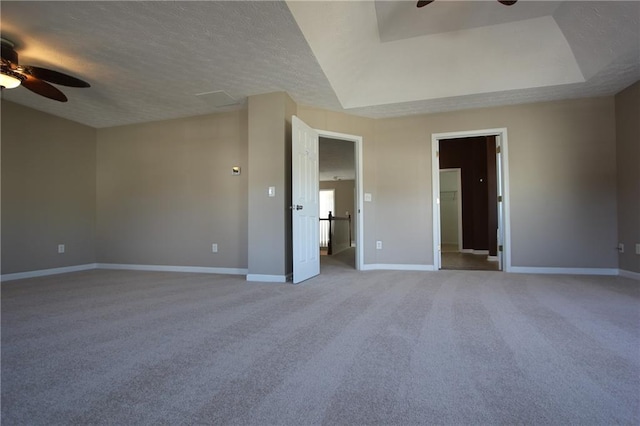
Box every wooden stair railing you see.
[319,211,351,255]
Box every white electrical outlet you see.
[212,243,218,253]
[636,243,640,255]
[58,244,65,254]
[376,240,382,250]
[618,243,624,253]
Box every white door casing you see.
[316,129,364,271]
[431,128,511,272]
[292,116,320,283]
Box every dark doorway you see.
[439,136,499,271]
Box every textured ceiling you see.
[319,137,355,182]
[0,1,341,128]
[0,1,638,129]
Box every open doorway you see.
[432,129,511,272]
[319,137,357,269]
[290,116,363,283]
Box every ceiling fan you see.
[0,38,90,102]
[418,0,517,7]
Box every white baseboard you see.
[4,262,634,283]
[97,263,247,275]
[246,274,289,283]
[460,249,490,255]
[619,269,640,280]
[361,264,436,272]
[509,266,619,276]
[1,263,98,282]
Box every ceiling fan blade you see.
[26,66,90,87]
[21,74,68,102]
[417,0,435,8]
[497,0,518,5]
[1,43,18,64]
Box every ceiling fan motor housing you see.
[1,41,25,88]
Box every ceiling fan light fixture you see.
[0,68,23,89]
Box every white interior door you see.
[434,140,442,270]
[292,116,320,283]
[496,136,504,271]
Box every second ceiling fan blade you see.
[21,74,68,102]
[418,0,517,6]
[27,66,90,87]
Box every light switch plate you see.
[364,193,372,202]
[268,186,276,197]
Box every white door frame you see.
[431,128,512,271]
[317,129,364,271]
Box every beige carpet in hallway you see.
[441,243,499,271]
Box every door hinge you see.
[498,195,503,202]
[498,245,503,252]
[436,151,439,157]
[496,146,501,154]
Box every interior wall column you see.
[246,92,297,281]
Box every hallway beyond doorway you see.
[321,247,356,272]
[441,244,499,271]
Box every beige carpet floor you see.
[2,267,638,425]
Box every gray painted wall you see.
[301,96,619,269]
[96,111,248,269]
[615,81,640,273]
[1,90,631,276]
[247,92,296,278]
[1,101,96,274]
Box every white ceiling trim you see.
[286,1,584,109]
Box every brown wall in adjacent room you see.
[486,136,498,256]
[440,136,497,256]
